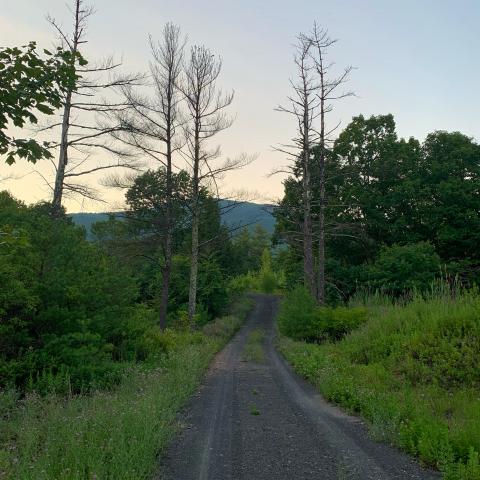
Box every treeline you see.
[274,23,480,302]
[275,114,480,301]
[0,186,270,392]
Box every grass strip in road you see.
[0,299,253,480]
[243,328,265,363]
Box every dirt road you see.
[160,294,439,480]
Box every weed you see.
[250,405,260,416]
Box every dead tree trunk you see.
[50,0,81,217]
[276,33,317,298]
[114,24,184,330]
[310,24,353,304]
[52,89,73,216]
[181,45,234,325]
[47,0,142,216]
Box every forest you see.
[1,1,479,479]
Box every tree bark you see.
[317,64,326,305]
[303,145,316,298]
[52,90,72,216]
[188,115,200,324]
[188,204,199,322]
[159,136,173,329]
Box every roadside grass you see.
[0,298,252,480]
[278,292,480,480]
[243,329,265,363]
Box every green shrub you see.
[277,286,319,340]
[228,272,258,294]
[317,306,368,341]
[257,249,277,293]
[278,287,368,342]
[367,242,441,296]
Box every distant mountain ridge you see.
[70,200,276,239]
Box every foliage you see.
[365,242,441,296]
[125,168,191,244]
[279,290,480,478]
[277,286,318,340]
[316,306,368,341]
[0,192,141,392]
[0,184,235,392]
[230,225,271,275]
[228,247,284,295]
[0,302,250,480]
[167,255,229,323]
[278,286,367,342]
[93,168,235,324]
[0,42,84,164]
[257,248,277,293]
[275,114,480,301]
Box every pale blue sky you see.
[2,1,479,210]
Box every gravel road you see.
[159,294,439,480]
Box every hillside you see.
[70,201,276,239]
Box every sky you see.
[1,0,479,212]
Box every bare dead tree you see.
[111,24,185,330]
[309,24,353,304]
[45,0,143,216]
[179,45,236,323]
[276,24,353,304]
[276,33,319,298]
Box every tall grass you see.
[278,289,480,479]
[0,300,252,480]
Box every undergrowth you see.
[0,298,252,480]
[278,291,480,479]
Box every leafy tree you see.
[365,242,441,296]
[276,113,480,300]
[231,225,271,275]
[257,248,277,293]
[333,114,423,248]
[0,192,139,391]
[92,168,235,323]
[419,131,480,260]
[0,42,80,164]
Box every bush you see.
[279,291,480,477]
[317,306,368,341]
[278,286,319,340]
[0,194,139,392]
[278,287,368,342]
[228,272,258,294]
[366,242,441,296]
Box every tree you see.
[45,0,142,216]
[276,24,353,304]
[114,23,185,328]
[231,225,271,275]
[276,32,317,298]
[0,191,138,391]
[334,114,423,249]
[309,25,353,304]
[420,131,480,260]
[0,42,79,164]
[180,45,239,322]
